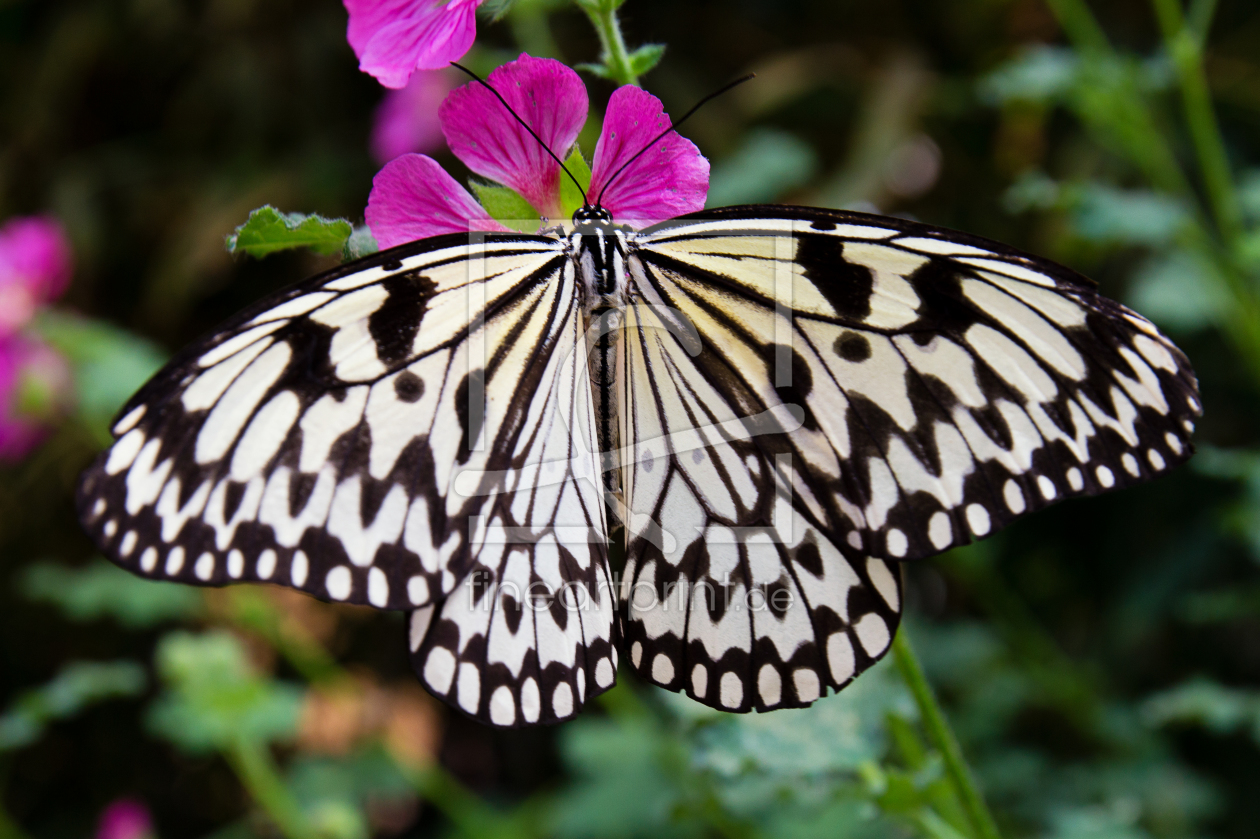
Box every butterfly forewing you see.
[633,208,1199,561]
[77,231,618,724]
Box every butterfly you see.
[76,191,1200,728]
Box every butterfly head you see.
[572,205,614,230]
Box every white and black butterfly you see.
[77,199,1200,727]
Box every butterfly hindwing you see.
[617,292,904,711]
[407,260,617,725]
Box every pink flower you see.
[366,54,709,248]
[0,334,71,462]
[0,215,72,337]
[94,798,156,839]
[345,0,482,90]
[371,68,459,163]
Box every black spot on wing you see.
[454,369,485,465]
[903,258,981,335]
[795,234,873,321]
[793,538,824,577]
[834,331,871,362]
[393,371,425,402]
[764,343,816,431]
[369,271,436,365]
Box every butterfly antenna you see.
[594,73,755,209]
[450,62,588,205]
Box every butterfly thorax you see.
[571,208,632,504]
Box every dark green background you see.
[2,1,1258,837]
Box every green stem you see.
[407,764,520,839]
[577,0,638,86]
[1151,0,1243,244]
[1043,0,1112,52]
[892,630,1002,839]
[225,738,315,839]
[1042,0,1193,198]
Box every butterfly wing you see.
[77,233,616,724]
[406,256,619,726]
[618,206,1198,711]
[617,291,903,712]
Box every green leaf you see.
[690,657,912,780]
[33,311,166,446]
[0,661,146,750]
[552,715,693,839]
[225,205,353,258]
[560,145,594,218]
[1126,248,1229,333]
[1141,678,1260,737]
[287,746,415,827]
[1237,169,1260,221]
[22,559,203,628]
[575,62,615,80]
[1045,805,1151,839]
[979,46,1079,105]
[147,630,304,753]
[628,43,666,77]
[343,225,379,261]
[1067,184,1189,245]
[469,182,542,232]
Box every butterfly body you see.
[78,205,1200,726]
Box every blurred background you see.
[2,0,1260,837]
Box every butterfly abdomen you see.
[589,306,622,499]
[574,223,633,503]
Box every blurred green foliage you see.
[3,1,1260,838]
[0,661,145,751]
[22,560,203,628]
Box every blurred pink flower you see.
[370,68,459,163]
[95,798,155,839]
[0,334,71,462]
[366,54,709,248]
[0,215,72,337]
[345,0,482,89]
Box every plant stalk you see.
[577,0,638,86]
[892,629,1002,839]
[1151,0,1243,244]
[225,737,315,839]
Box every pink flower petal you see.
[589,86,709,228]
[0,215,72,303]
[441,54,588,221]
[366,153,508,249]
[370,68,459,163]
[345,0,480,89]
[0,335,63,463]
[94,798,155,839]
